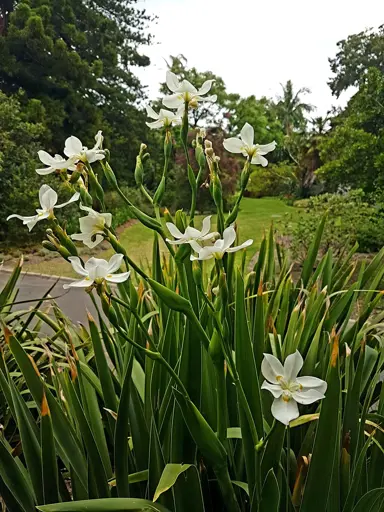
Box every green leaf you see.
[289,414,319,428]
[300,215,326,287]
[41,395,60,505]
[352,488,384,512]
[300,335,342,512]
[227,427,242,439]
[36,498,172,511]
[232,481,249,496]
[259,469,279,512]
[153,464,192,502]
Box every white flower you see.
[166,216,219,246]
[261,351,327,426]
[146,105,182,129]
[63,254,130,289]
[190,225,252,261]
[36,151,75,175]
[64,130,105,164]
[223,123,276,166]
[162,71,217,110]
[7,185,79,232]
[71,204,112,248]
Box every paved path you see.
[0,270,99,327]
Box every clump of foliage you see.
[279,190,384,260]
[1,68,384,512]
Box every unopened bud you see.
[204,140,212,150]
[175,210,186,233]
[134,155,144,186]
[192,260,202,288]
[42,241,58,252]
[79,186,93,207]
[153,175,166,206]
[163,208,173,224]
[102,162,118,188]
[140,143,147,153]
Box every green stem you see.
[286,426,291,512]
[139,184,154,205]
[214,360,228,445]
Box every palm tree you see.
[277,80,313,135]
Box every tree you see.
[0,0,153,180]
[329,25,384,97]
[318,68,384,192]
[276,80,313,135]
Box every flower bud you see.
[192,260,202,288]
[131,205,162,233]
[52,223,78,256]
[163,208,174,224]
[187,165,197,190]
[79,186,93,207]
[148,278,192,314]
[88,170,104,205]
[102,161,118,189]
[153,175,166,206]
[195,145,206,170]
[219,271,228,306]
[164,130,173,161]
[69,170,82,184]
[42,240,58,252]
[209,329,223,365]
[140,143,147,153]
[175,210,186,233]
[134,155,144,186]
[100,292,119,326]
[204,140,212,149]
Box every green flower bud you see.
[100,292,119,325]
[153,175,166,206]
[69,170,82,184]
[79,186,93,207]
[219,271,228,306]
[164,130,173,160]
[42,241,58,252]
[130,205,162,232]
[102,161,118,188]
[192,260,202,288]
[175,210,186,233]
[52,223,78,256]
[88,171,104,204]
[195,145,206,169]
[163,208,174,224]
[134,155,144,186]
[209,329,223,365]
[148,277,192,314]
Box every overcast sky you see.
[135,0,383,116]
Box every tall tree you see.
[329,25,384,97]
[0,0,153,179]
[276,80,313,135]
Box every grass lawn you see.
[21,197,297,277]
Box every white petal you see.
[222,226,236,250]
[64,136,83,157]
[283,351,303,381]
[68,256,88,276]
[261,381,283,398]
[36,166,55,176]
[178,80,197,94]
[226,239,253,253]
[257,141,276,155]
[107,253,125,274]
[261,353,285,383]
[86,150,105,163]
[292,388,326,405]
[106,272,130,284]
[204,94,217,103]
[25,215,45,231]
[296,377,327,394]
[63,278,94,289]
[190,246,215,261]
[189,240,203,253]
[240,123,254,148]
[146,120,164,129]
[165,238,184,245]
[272,396,299,425]
[55,192,80,210]
[93,130,103,150]
[223,137,244,154]
[184,226,202,239]
[200,231,219,241]
[102,212,112,228]
[38,150,56,166]
[251,154,269,167]
[166,71,180,92]
[200,216,212,236]
[197,79,214,96]
[166,222,184,239]
[163,94,184,109]
[40,186,58,210]
[146,104,159,119]
[71,233,103,249]
[87,258,109,279]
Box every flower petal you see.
[200,215,212,236]
[184,226,201,239]
[223,137,244,154]
[106,272,131,284]
[296,377,327,395]
[38,150,56,166]
[63,278,94,289]
[64,136,83,157]
[271,396,299,425]
[261,353,285,383]
[222,226,236,250]
[178,79,197,94]
[292,388,326,405]
[146,105,159,119]
[258,141,277,155]
[107,253,125,274]
[68,256,89,276]
[146,120,164,129]
[36,166,55,176]
[284,351,303,381]
[197,79,214,96]
[205,94,217,103]
[200,231,219,241]
[226,239,253,253]
[240,123,254,148]
[54,192,80,209]
[166,71,180,92]
[190,246,215,261]
[166,222,184,239]
[162,94,184,109]
[261,380,283,398]
[40,185,57,210]
[251,154,268,166]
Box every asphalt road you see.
[0,270,99,326]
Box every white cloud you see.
[136,0,382,116]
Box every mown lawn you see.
[22,197,297,277]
